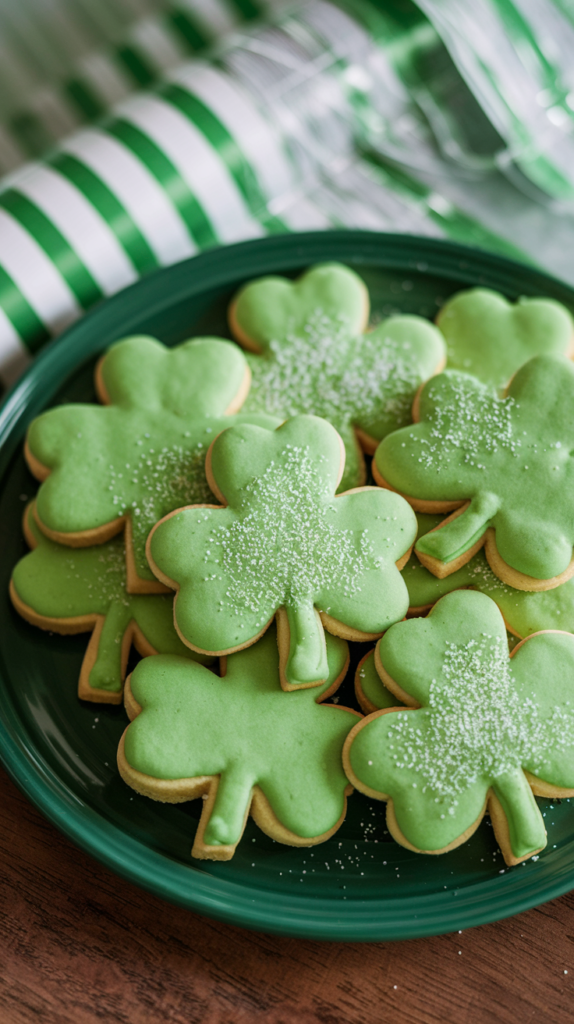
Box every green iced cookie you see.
[438,288,573,391]
[375,355,574,587]
[119,627,359,860]
[10,503,209,703]
[345,590,574,864]
[404,512,574,637]
[26,334,278,591]
[148,415,416,690]
[230,263,445,492]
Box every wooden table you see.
[1,765,573,1024]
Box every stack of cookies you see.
[11,262,574,868]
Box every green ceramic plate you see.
[2,231,574,942]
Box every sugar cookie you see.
[344,590,574,866]
[118,627,360,860]
[230,263,445,491]
[26,335,278,593]
[374,355,574,590]
[404,512,574,638]
[147,415,416,690]
[437,287,574,390]
[10,503,209,703]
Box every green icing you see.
[358,631,518,711]
[405,512,574,636]
[11,504,206,695]
[356,649,401,712]
[231,263,445,492]
[348,591,574,859]
[149,415,416,688]
[124,627,358,851]
[27,335,278,583]
[438,288,573,391]
[375,356,574,580]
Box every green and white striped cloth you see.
[1,0,574,386]
[0,0,265,170]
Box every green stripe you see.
[364,155,530,263]
[49,152,159,275]
[106,118,218,249]
[427,205,531,263]
[66,79,106,121]
[0,264,48,354]
[496,0,568,98]
[554,0,574,27]
[160,82,286,233]
[229,0,262,19]
[169,10,210,51]
[330,0,403,44]
[513,152,574,203]
[0,190,103,309]
[479,61,529,148]
[491,0,574,192]
[476,56,574,199]
[118,45,156,87]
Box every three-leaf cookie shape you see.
[374,355,574,590]
[25,334,278,593]
[10,503,208,704]
[437,287,573,391]
[148,415,417,690]
[404,512,574,638]
[344,590,574,865]
[229,262,446,492]
[118,627,360,860]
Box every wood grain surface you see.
[1,765,573,1024]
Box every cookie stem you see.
[415,492,500,565]
[284,598,328,687]
[88,601,131,693]
[491,768,546,860]
[203,765,254,847]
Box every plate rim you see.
[2,230,574,941]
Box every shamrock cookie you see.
[404,512,574,637]
[229,263,446,492]
[374,355,574,591]
[147,415,416,690]
[437,288,574,391]
[10,503,208,704]
[118,626,360,860]
[25,335,278,593]
[344,590,574,866]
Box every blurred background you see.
[1,0,573,387]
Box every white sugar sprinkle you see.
[388,634,574,808]
[246,310,422,438]
[108,440,211,568]
[65,541,129,606]
[205,445,379,615]
[410,376,521,471]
